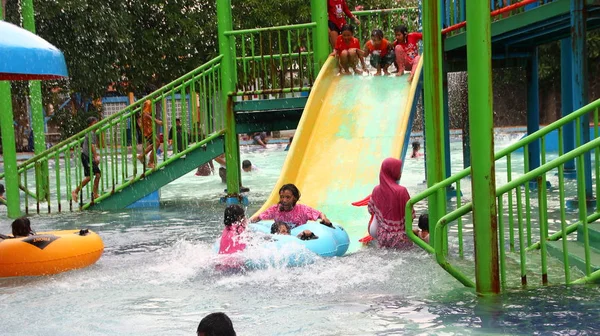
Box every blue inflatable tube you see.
[215,222,350,270]
[249,222,350,257]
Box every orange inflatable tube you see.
[0,229,104,277]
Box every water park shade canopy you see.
[0,21,68,80]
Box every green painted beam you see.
[445,0,600,52]
[88,136,225,210]
[233,97,308,112]
[235,110,303,134]
[547,241,600,280]
[578,222,600,247]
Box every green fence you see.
[0,56,225,213]
[406,98,600,288]
[225,23,317,96]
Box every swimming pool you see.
[0,136,599,335]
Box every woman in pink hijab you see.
[368,158,415,249]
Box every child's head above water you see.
[224,204,245,226]
[418,214,429,232]
[12,216,33,237]
[278,183,301,211]
[242,160,252,172]
[271,221,291,235]
[412,141,421,151]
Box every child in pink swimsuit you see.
[250,183,331,229]
[219,204,247,254]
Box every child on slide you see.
[363,29,394,76]
[330,25,367,75]
[393,25,422,82]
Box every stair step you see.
[577,222,600,247]
[547,240,600,277]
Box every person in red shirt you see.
[328,0,361,49]
[363,29,394,76]
[393,25,423,82]
[330,25,367,75]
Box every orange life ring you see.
[0,229,104,277]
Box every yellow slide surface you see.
[256,56,423,252]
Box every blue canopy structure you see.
[0,20,68,80]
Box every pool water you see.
[1,137,599,335]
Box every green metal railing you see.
[225,23,317,96]
[406,98,600,288]
[0,56,225,213]
[223,8,420,96]
[353,8,420,45]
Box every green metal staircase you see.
[406,98,600,288]
[0,56,227,212]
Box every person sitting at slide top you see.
[363,29,394,76]
[393,24,422,81]
[250,183,331,228]
[330,25,367,75]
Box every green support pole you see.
[466,0,500,295]
[0,1,21,217]
[216,0,240,196]
[0,82,22,218]
[422,0,447,248]
[22,0,49,201]
[310,0,330,76]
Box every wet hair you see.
[197,312,236,336]
[219,167,227,184]
[242,160,252,169]
[412,141,420,150]
[223,205,245,226]
[0,183,4,195]
[271,221,290,234]
[87,117,98,125]
[371,29,384,40]
[340,24,354,34]
[418,214,429,232]
[279,183,301,203]
[12,217,33,237]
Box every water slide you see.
[254,56,423,252]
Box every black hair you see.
[394,25,409,43]
[12,217,33,237]
[371,29,384,40]
[0,183,4,195]
[87,116,98,125]
[279,183,301,203]
[242,160,251,169]
[289,136,293,143]
[418,214,429,232]
[412,141,420,150]
[394,25,408,35]
[340,24,354,34]
[270,221,290,234]
[197,312,236,336]
[223,205,245,226]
